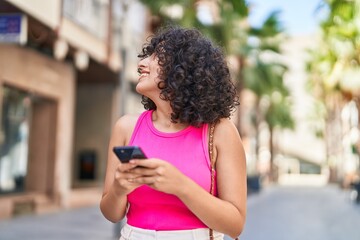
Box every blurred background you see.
[0,0,359,239]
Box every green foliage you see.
[306,0,360,150]
[244,60,288,95]
[139,0,249,53]
[308,0,360,102]
[243,8,294,132]
[249,10,285,38]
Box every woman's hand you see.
[127,159,187,196]
[111,162,144,197]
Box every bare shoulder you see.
[114,113,141,130]
[112,113,142,145]
[214,118,246,168]
[214,118,241,140]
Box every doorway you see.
[0,85,58,198]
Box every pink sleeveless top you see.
[127,110,215,230]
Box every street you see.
[0,205,114,240]
[238,185,360,240]
[0,185,359,240]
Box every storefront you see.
[0,44,75,218]
[0,0,148,220]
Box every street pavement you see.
[0,185,359,240]
[239,184,360,240]
[0,205,115,240]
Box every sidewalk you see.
[0,205,116,240]
[241,184,360,240]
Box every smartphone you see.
[112,146,147,163]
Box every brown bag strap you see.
[208,123,239,240]
[209,123,216,195]
[208,123,216,240]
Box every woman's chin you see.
[135,84,143,94]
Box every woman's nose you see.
[138,57,148,71]
[138,60,144,68]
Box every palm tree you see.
[265,92,294,180]
[308,0,360,181]
[243,10,294,180]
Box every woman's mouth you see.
[137,68,149,78]
[139,73,149,77]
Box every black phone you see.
[112,146,147,163]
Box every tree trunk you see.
[269,127,275,182]
[235,56,245,134]
[355,97,360,156]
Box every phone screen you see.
[113,146,147,163]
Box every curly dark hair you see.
[138,26,239,127]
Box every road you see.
[236,185,360,240]
[0,205,114,240]
[0,185,359,240]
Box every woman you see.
[100,26,247,240]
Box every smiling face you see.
[136,54,162,99]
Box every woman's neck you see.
[151,108,189,133]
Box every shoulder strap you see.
[208,123,216,195]
[208,123,239,240]
[209,123,216,240]
[208,123,215,240]
[209,123,216,169]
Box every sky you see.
[247,0,327,36]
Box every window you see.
[0,86,30,194]
[63,0,109,40]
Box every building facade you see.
[0,0,147,219]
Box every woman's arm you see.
[130,119,247,238]
[99,114,141,223]
[179,119,247,237]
